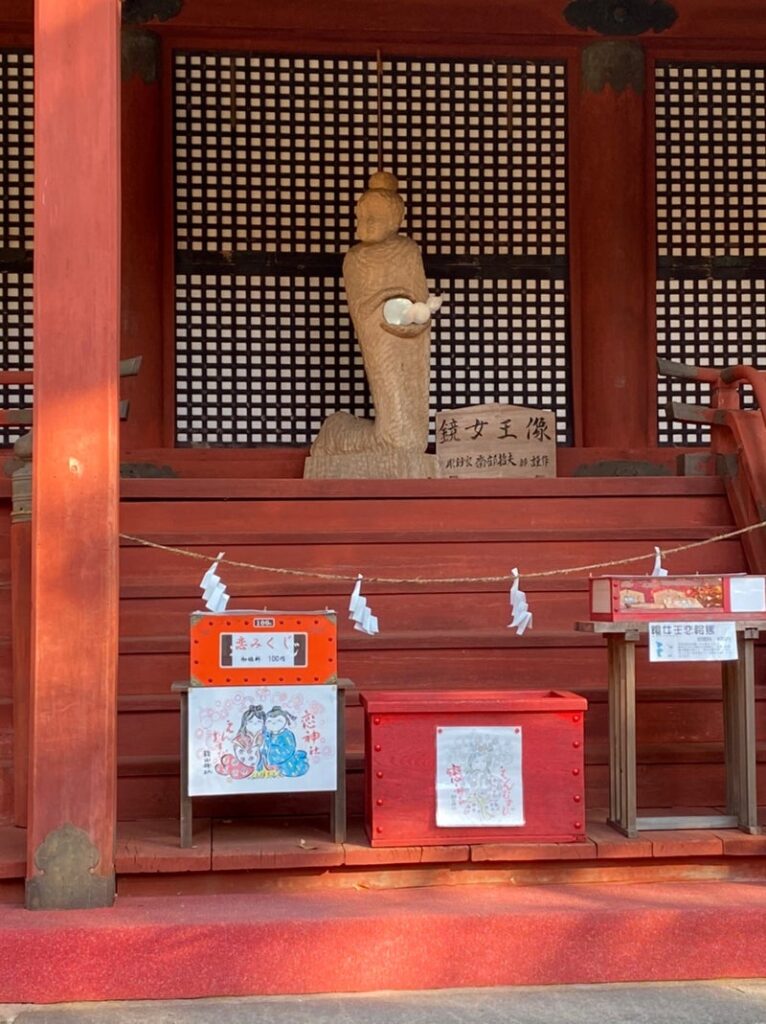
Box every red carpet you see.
[2,880,766,1003]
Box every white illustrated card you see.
[187,684,337,796]
[435,726,525,828]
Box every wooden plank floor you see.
[5,814,766,895]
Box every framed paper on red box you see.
[361,689,587,847]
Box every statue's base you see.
[303,450,437,480]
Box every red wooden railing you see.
[0,357,141,427]
[658,357,766,572]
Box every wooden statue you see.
[304,172,440,479]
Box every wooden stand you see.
[173,680,352,848]
[576,621,762,838]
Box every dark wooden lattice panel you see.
[175,273,370,445]
[381,60,567,258]
[175,53,374,255]
[431,277,570,443]
[174,51,569,447]
[0,50,34,444]
[0,49,33,251]
[175,273,571,446]
[656,62,766,445]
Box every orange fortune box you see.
[190,610,337,686]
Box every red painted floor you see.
[2,879,766,1002]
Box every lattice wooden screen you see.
[0,49,34,444]
[174,53,570,446]
[656,62,766,444]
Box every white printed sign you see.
[220,632,307,668]
[187,684,337,796]
[435,726,524,828]
[648,621,738,662]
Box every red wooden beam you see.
[0,0,32,30]
[0,372,34,385]
[155,0,766,45]
[0,360,138,426]
[6,1,766,45]
[0,410,32,426]
[28,0,121,909]
[0,358,138,388]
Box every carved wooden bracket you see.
[122,0,183,25]
[121,29,160,84]
[565,0,677,35]
[582,41,645,94]
[26,823,115,910]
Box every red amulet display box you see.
[589,574,766,622]
[360,689,587,847]
[190,610,337,686]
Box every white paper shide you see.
[651,546,669,577]
[187,684,337,796]
[199,551,229,613]
[349,574,379,635]
[508,567,533,635]
[436,726,525,828]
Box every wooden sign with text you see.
[435,403,556,479]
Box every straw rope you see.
[119,517,766,586]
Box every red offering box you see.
[190,610,337,686]
[361,689,587,847]
[589,574,766,622]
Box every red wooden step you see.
[4,879,766,1001]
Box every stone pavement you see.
[3,981,766,1024]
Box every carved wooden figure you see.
[305,173,439,479]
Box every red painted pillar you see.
[27,0,120,908]
[572,41,653,448]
